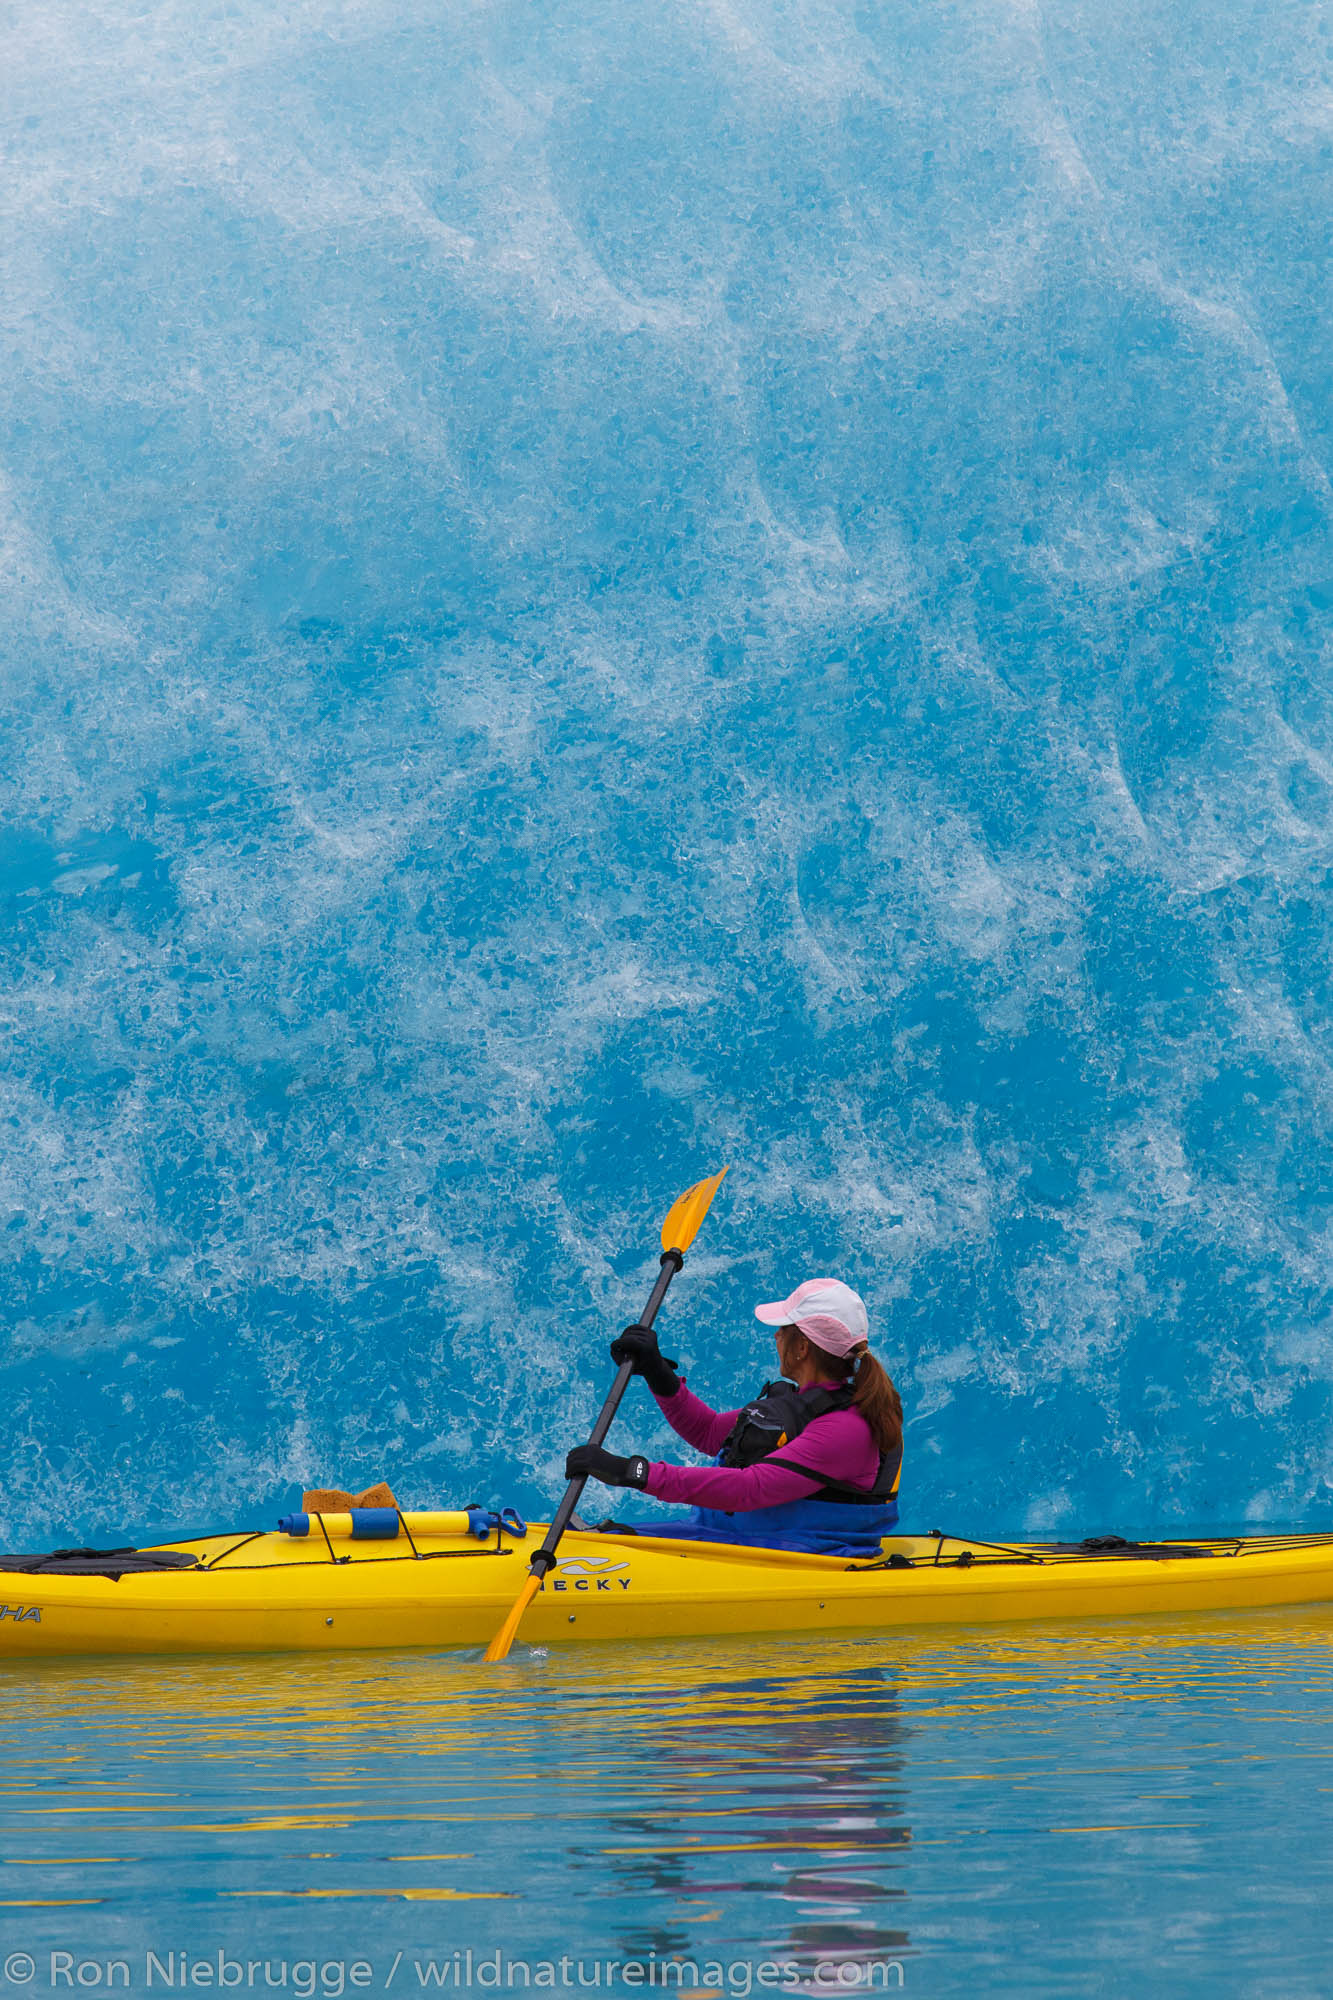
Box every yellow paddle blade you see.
[660,1166,730,1255]
[483,1571,542,1663]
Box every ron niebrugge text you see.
[3,1953,905,1995]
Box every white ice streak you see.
[0,471,132,658]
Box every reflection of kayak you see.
[4,1516,1333,1658]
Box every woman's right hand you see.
[609,1323,681,1397]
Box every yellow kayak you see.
[4,1513,1333,1657]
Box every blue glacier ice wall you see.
[2,0,1332,1546]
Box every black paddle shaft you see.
[529,1248,685,1579]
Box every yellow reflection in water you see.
[224,1888,512,1901]
[1,1607,1330,1982]
[0,1898,103,1907]
[1,1605,1327,1730]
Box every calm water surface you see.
[1,1616,1330,1999]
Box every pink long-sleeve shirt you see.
[641,1378,879,1512]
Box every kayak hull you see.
[4,1525,1333,1658]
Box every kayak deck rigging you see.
[8,1522,1333,1577]
[6,1519,1333,1657]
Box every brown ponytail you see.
[847,1348,903,1457]
[775,1326,903,1457]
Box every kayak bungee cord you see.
[482,1167,730,1664]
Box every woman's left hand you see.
[565,1444,650,1489]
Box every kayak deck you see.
[4,1523,1333,1658]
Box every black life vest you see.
[718,1377,902,1504]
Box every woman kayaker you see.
[565,1278,903,1558]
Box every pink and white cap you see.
[754,1277,870,1358]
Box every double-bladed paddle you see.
[482,1167,729,1664]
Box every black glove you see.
[565,1444,650,1490]
[608,1323,681,1398]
